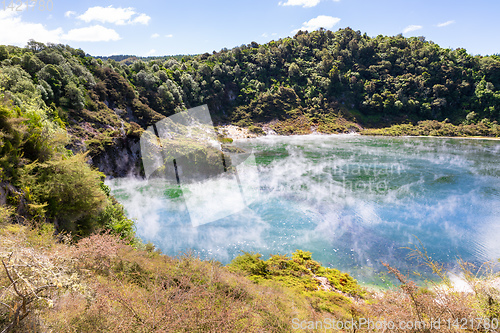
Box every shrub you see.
[228,249,366,315]
[272,115,312,135]
[361,120,500,137]
[19,154,107,235]
[370,241,500,332]
[74,232,124,273]
[248,125,265,135]
[0,224,80,332]
[0,205,14,226]
[227,251,268,276]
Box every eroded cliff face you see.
[89,134,236,180]
[90,135,143,178]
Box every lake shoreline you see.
[218,124,500,142]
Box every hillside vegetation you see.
[1,28,500,153]
[1,224,499,332]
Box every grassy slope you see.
[0,224,368,332]
[1,223,499,332]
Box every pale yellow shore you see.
[403,135,500,141]
[217,124,277,140]
[218,125,500,141]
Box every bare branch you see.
[1,260,23,298]
[0,301,13,312]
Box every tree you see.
[135,70,159,90]
[26,39,46,52]
[64,81,85,110]
[21,53,44,76]
[0,45,9,61]
[20,154,108,235]
[37,64,63,100]
[288,62,300,77]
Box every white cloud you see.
[279,0,321,8]
[292,15,341,34]
[0,10,15,20]
[165,34,173,38]
[402,25,423,34]
[0,11,63,45]
[65,11,76,18]
[0,10,121,45]
[279,0,340,7]
[262,32,278,39]
[131,13,151,25]
[77,6,151,25]
[62,25,121,42]
[151,33,160,39]
[145,49,157,56]
[437,20,455,27]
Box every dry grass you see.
[0,225,323,332]
[1,224,499,332]
[368,241,500,333]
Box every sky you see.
[0,0,499,57]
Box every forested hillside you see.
[1,28,500,147]
[92,28,500,128]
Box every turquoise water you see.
[108,135,500,284]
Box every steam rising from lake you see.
[108,135,500,284]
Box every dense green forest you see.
[2,28,500,148]
[90,28,500,128]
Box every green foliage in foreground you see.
[0,93,134,239]
[228,250,364,296]
[228,250,368,318]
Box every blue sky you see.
[0,0,499,56]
